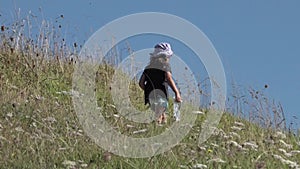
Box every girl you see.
[139,42,182,124]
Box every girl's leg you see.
[161,113,167,124]
[156,107,164,124]
[150,96,168,124]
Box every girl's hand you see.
[175,93,182,102]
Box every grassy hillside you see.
[0,17,300,168]
[0,50,300,169]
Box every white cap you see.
[150,42,173,57]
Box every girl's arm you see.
[165,72,182,102]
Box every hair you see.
[148,55,170,70]
[149,55,169,65]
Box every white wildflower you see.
[279,139,293,149]
[179,165,188,168]
[57,90,83,98]
[223,135,230,139]
[15,126,24,132]
[211,143,219,147]
[231,126,242,131]
[264,138,275,145]
[6,112,13,118]
[81,163,88,168]
[69,90,82,97]
[107,104,116,108]
[73,130,83,136]
[278,148,287,153]
[43,117,57,123]
[229,132,241,139]
[133,129,147,134]
[273,154,284,161]
[278,148,292,157]
[55,101,60,106]
[285,152,292,157]
[61,91,69,95]
[113,114,120,118]
[35,95,45,101]
[283,159,298,168]
[192,111,205,115]
[211,127,220,135]
[273,154,299,168]
[62,160,76,166]
[234,121,245,127]
[199,146,206,151]
[181,124,194,128]
[208,158,226,163]
[218,129,226,136]
[126,124,135,128]
[193,163,207,169]
[290,150,300,155]
[31,122,37,128]
[212,128,226,136]
[98,129,104,133]
[275,131,286,139]
[228,140,243,150]
[242,141,258,150]
[58,147,67,151]
[10,85,18,89]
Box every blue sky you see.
[1,0,299,129]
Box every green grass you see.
[0,15,299,168]
[0,51,300,169]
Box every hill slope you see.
[0,51,299,169]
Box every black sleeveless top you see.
[142,62,171,105]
